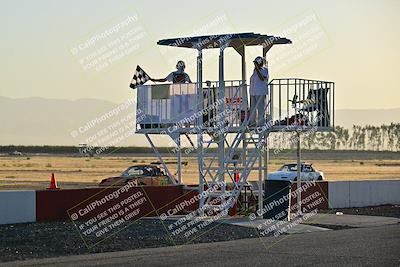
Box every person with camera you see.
[249,56,269,126]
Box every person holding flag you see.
[151,60,192,84]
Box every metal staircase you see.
[198,95,270,215]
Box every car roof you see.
[284,163,312,166]
[127,164,160,168]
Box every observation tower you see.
[133,33,335,216]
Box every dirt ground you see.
[0,150,399,190]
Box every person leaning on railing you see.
[150,60,192,84]
[249,56,269,126]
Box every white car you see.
[268,163,324,181]
[9,150,23,156]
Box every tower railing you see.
[269,78,335,131]
[135,78,334,133]
[135,80,254,133]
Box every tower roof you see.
[157,32,291,50]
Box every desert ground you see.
[0,150,399,190]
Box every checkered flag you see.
[129,65,151,89]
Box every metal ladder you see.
[198,96,270,215]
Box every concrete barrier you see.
[328,181,350,208]
[328,180,400,208]
[0,190,36,224]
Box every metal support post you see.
[177,134,182,184]
[296,132,302,216]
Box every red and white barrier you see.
[0,180,400,225]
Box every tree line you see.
[1,123,399,153]
[269,123,400,151]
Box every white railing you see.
[136,80,250,131]
[135,78,334,132]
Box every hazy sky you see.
[1,0,399,109]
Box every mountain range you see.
[0,96,399,145]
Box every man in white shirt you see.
[249,56,269,126]
[151,60,192,83]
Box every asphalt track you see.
[2,224,399,267]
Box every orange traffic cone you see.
[47,173,60,190]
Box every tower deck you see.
[135,78,334,134]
